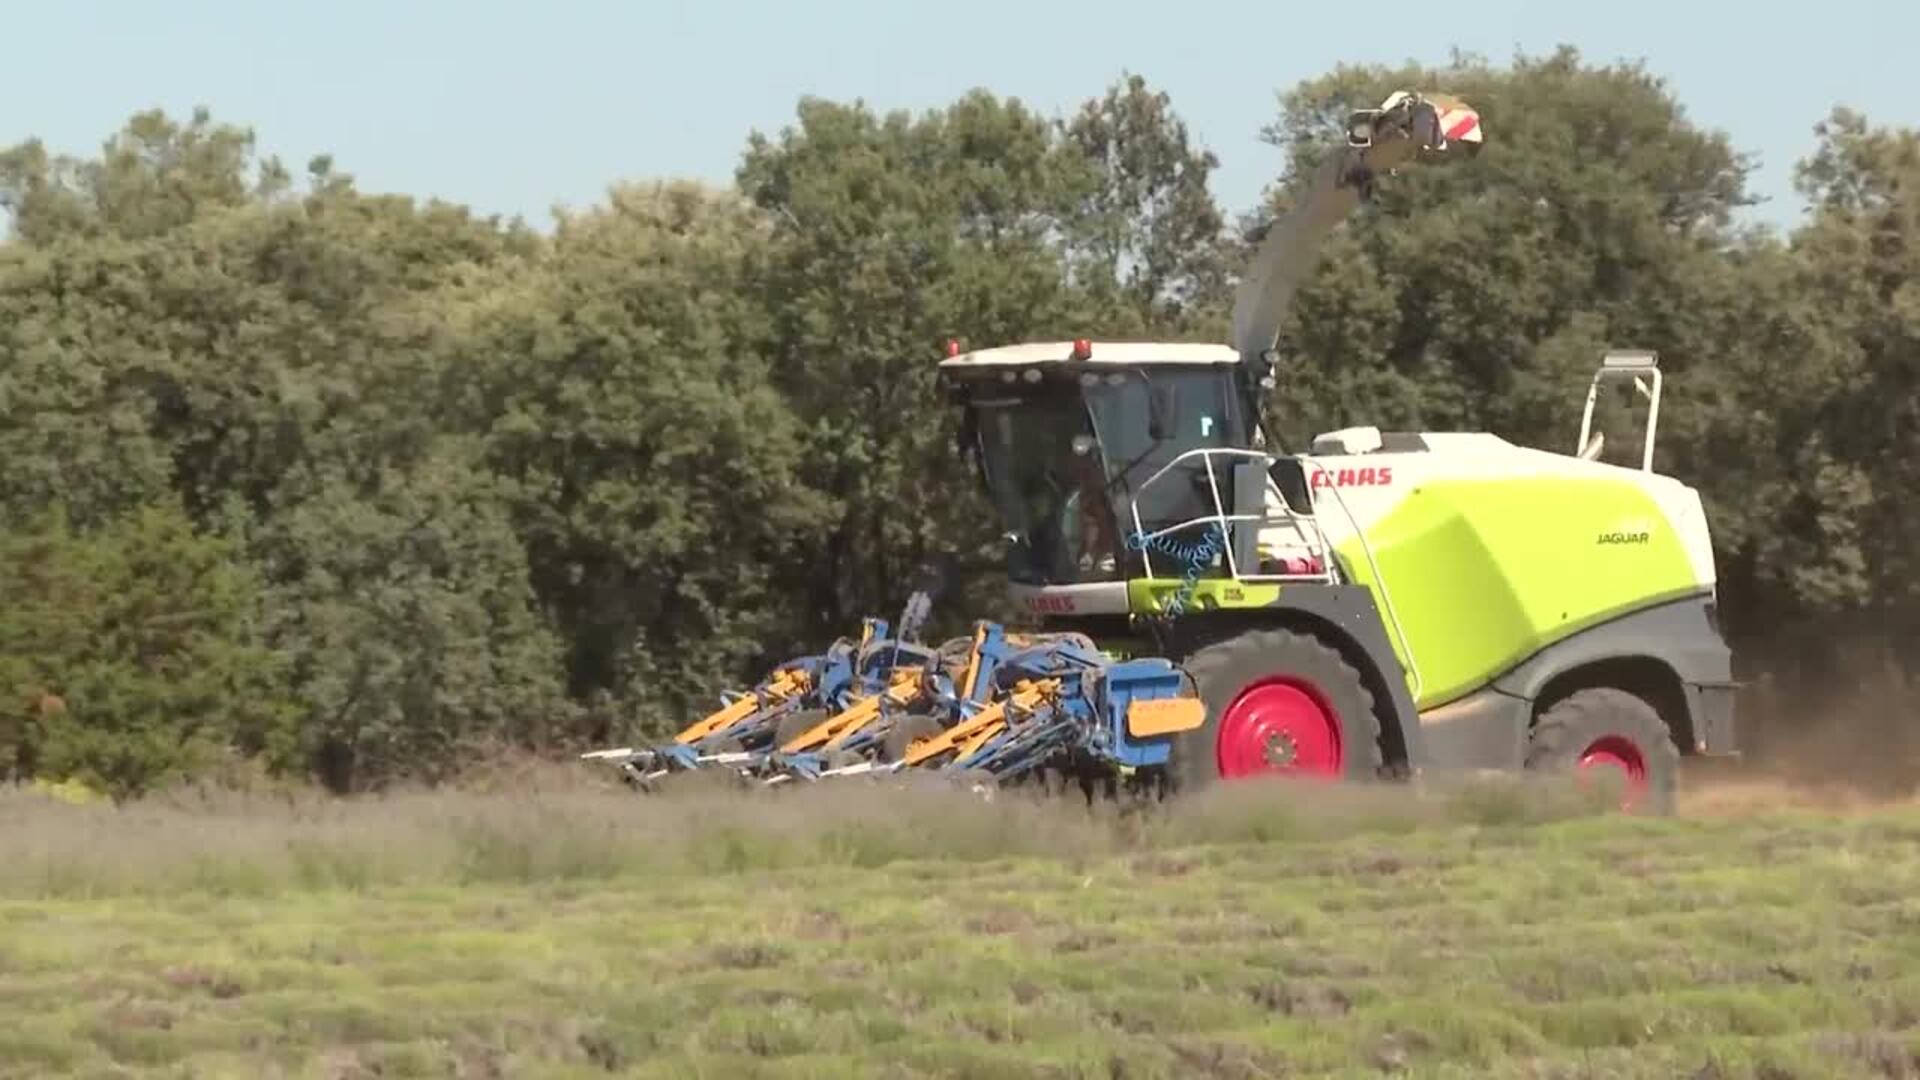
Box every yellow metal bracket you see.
[779,669,923,753]
[899,679,1058,767]
[1125,697,1206,738]
[674,668,810,745]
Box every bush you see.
[0,503,298,798]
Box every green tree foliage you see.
[461,180,830,725]
[251,443,570,792]
[1716,108,1920,634]
[0,236,180,526]
[1060,72,1229,334]
[1257,47,1757,448]
[0,112,567,790]
[0,106,290,246]
[0,502,297,798]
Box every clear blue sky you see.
[8,1,1913,232]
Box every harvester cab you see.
[944,340,1252,593]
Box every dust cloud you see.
[1677,671,1920,817]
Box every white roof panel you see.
[937,340,1238,370]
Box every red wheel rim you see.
[1216,677,1342,779]
[1577,734,1649,807]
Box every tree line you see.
[3,46,1914,796]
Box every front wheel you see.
[1170,627,1385,793]
[1525,687,1680,815]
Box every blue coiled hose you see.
[1126,523,1225,619]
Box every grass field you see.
[4,771,1920,1079]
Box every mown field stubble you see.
[5,766,1920,1080]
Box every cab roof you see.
[936,340,1239,371]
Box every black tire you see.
[1525,687,1680,815]
[881,712,946,763]
[1170,627,1384,793]
[772,709,830,751]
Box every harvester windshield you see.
[960,363,1247,586]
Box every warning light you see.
[945,338,961,358]
[1070,339,1092,361]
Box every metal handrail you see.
[1125,447,1335,584]
[1128,446,1278,499]
[1578,361,1663,472]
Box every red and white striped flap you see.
[1429,93,1483,145]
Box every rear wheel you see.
[1171,627,1384,792]
[1525,687,1679,814]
